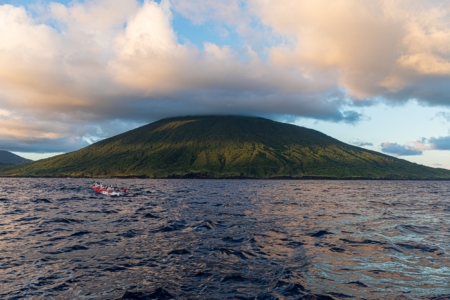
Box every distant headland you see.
[0,150,31,165]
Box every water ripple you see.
[0,178,449,299]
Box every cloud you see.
[1,0,450,153]
[435,111,450,122]
[251,0,450,104]
[381,142,423,156]
[170,0,245,26]
[381,135,450,157]
[351,140,373,147]
[429,136,450,150]
[0,0,365,153]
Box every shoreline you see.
[1,175,450,180]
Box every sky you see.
[1,0,450,168]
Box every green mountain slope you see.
[1,116,449,179]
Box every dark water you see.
[1,178,450,299]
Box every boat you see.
[91,181,128,196]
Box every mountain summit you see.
[2,116,450,179]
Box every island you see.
[1,116,450,179]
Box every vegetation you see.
[1,115,450,179]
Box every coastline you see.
[1,174,450,180]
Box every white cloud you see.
[251,0,450,102]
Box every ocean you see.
[1,178,449,299]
